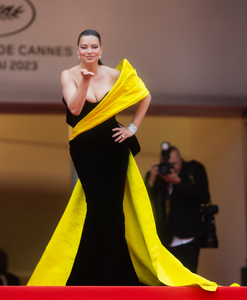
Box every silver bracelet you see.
[128,123,137,134]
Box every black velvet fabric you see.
[63,99,141,286]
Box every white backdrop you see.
[1,0,247,105]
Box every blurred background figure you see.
[145,142,211,273]
[0,249,20,285]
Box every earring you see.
[78,54,80,60]
[99,54,102,59]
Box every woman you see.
[61,29,151,286]
[27,30,219,291]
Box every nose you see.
[87,47,93,53]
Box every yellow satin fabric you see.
[27,59,218,290]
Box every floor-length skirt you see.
[67,116,141,285]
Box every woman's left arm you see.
[130,93,152,128]
[112,94,151,142]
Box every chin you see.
[86,58,96,62]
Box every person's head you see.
[168,146,183,175]
[77,29,103,65]
[160,145,182,175]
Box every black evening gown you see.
[63,98,142,286]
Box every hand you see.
[80,69,95,79]
[112,125,133,143]
[160,168,181,185]
[148,163,159,187]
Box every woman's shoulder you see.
[61,65,78,77]
[61,65,80,84]
[101,65,121,81]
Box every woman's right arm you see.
[61,69,94,116]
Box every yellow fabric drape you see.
[27,59,219,291]
[123,153,217,290]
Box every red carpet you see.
[0,286,246,300]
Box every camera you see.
[158,142,174,175]
[200,204,219,248]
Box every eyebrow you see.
[80,43,99,46]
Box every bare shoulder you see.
[101,65,121,82]
[61,65,77,78]
[61,65,79,83]
[61,69,70,82]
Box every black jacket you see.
[145,160,210,246]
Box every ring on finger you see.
[121,134,125,138]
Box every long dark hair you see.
[77,29,103,65]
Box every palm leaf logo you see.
[0,5,24,20]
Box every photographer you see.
[145,144,210,273]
